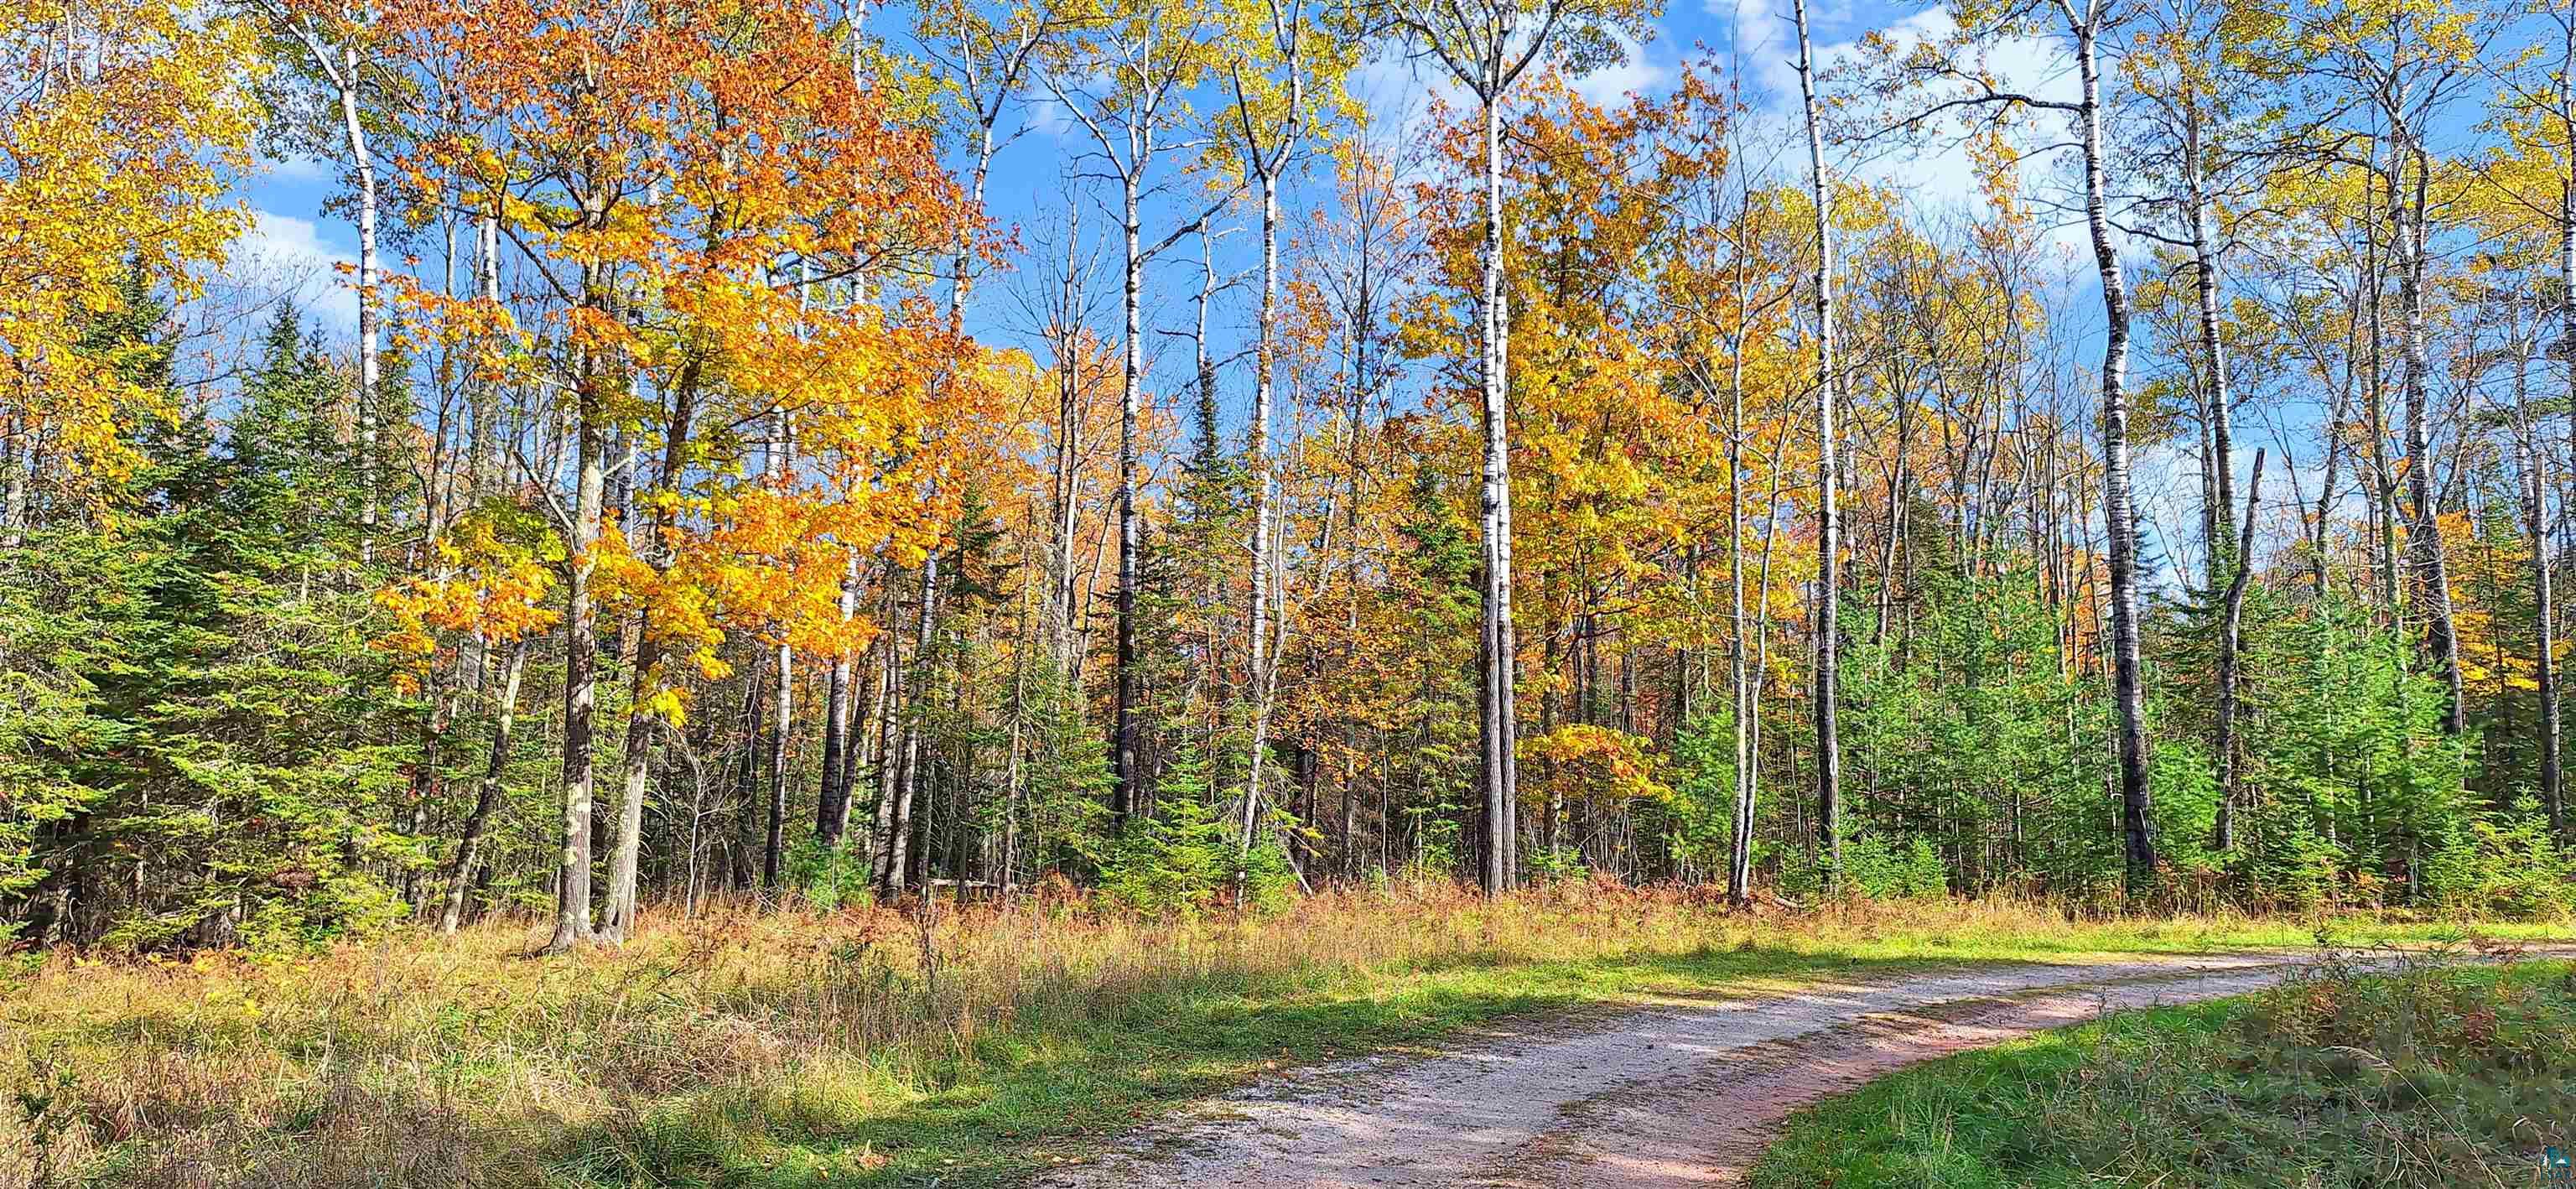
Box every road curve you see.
[1032,948,2497,1189]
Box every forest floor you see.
[8,890,2570,1187]
[1033,947,2560,1188]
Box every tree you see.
[1869,0,2163,887]
[387,0,975,942]
[1042,0,1228,827]
[1216,0,1341,857]
[13,289,420,950]
[1789,0,1843,892]
[2253,0,2496,734]
[252,0,388,564]
[1,0,257,523]
[1378,0,1659,896]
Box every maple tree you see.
[0,0,257,522]
[1377,0,1663,895]
[12,0,2576,965]
[375,0,979,942]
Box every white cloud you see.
[1022,92,1073,140]
[225,210,358,330]
[1722,0,1970,108]
[2131,436,2212,590]
[1349,49,1466,141]
[1351,20,1672,140]
[262,153,335,184]
[1715,3,2092,256]
[1570,25,1675,110]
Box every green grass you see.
[13,891,2568,1187]
[1750,950,2576,1189]
[529,908,2558,1188]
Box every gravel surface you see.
[1032,949,2425,1189]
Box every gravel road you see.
[1035,948,2474,1188]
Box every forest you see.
[8,0,2576,956]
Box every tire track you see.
[1036,950,2342,1188]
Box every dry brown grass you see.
[0,884,2532,1187]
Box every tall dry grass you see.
[0,883,2479,1187]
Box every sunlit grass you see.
[1750,950,2576,1188]
[5,884,2559,1186]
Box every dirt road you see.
[1033,950,2396,1188]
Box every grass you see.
[1750,944,2576,1189]
[4,883,2564,1188]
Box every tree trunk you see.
[2071,20,2159,888]
[868,575,906,888]
[2,412,25,548]
[441,641,525,934]
[543,262,610,953]
[1726,236,1755,908]
[2395,140,2466,735]
[1112,168,1143,828]
[2528,402,2563,842]
[603,371,696,939]
[1794,0,1841,892]
[1476,94,1520,896]
[2214,452,2264,851]
[879,553,939,898]
[337,39,382,567]
[817,554,860,847]
[2556,17,2575,839]
[1241,167,1281,858]
[2186,106,2236,585]
[765,410,795,887]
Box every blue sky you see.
[222,0,2391,585]
[229,1,2038,344]
[219,0,2179,567]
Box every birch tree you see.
[256,0,386,564]
[1378,0,1659,896]
[1867,0,2163,885]
[1789,0,1841,892]
[1218,0,1351,854]
[1043,0,1227,825]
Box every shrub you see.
[1093,750,1297,917]
[2423,799,2576,920]
[1779,832,1949,901]
[1524,844,1588,885]
[784,836,874,912]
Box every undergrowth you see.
[1752,943,2576,1188]
[3,885,2559,1187]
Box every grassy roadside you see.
[1749,949,2576,1189]
[10,887,2565,1188]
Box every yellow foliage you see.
[0,0,258,503]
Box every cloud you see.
[1022,92,1073,140]
[1350,19,1672,140]
[1722,1,1973,109]
[1714,3,2092,255]
[1570,25,1675,109]
[2131,436,2213,590]
[1349,48,1465,142]
[225,210,358,331]
[262,153,335,184]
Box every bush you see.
[2235,796,2349,912]
[784,835,873,912]
[1524,844,1588,885]
[1779,832,1948,901]
[1093,750,1297,917]
[2423,799,2576,920]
